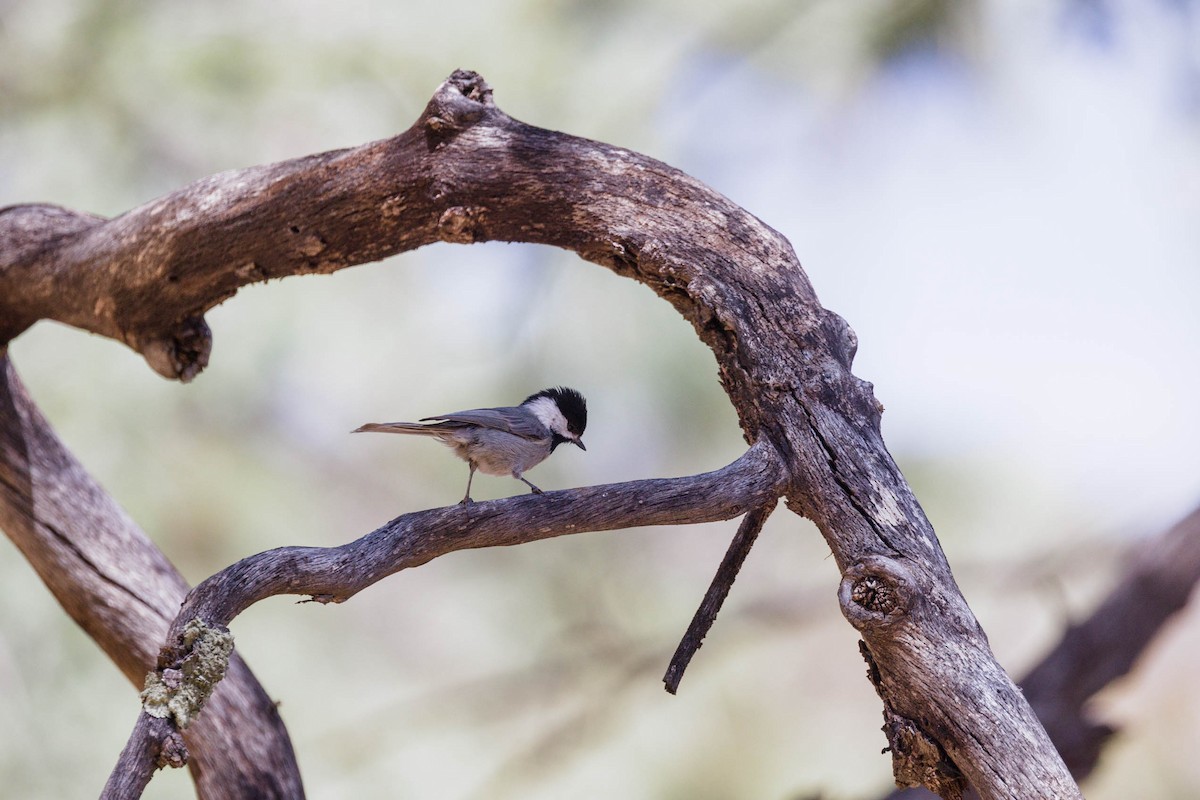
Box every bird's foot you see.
[517,475,544,495]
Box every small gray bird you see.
[353,387,587,504]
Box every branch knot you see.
[155,732,189,770]
[852,574,898,613]
[438,206,488,243]
[137,316,212,382]
[423,70,493,147]
[838,555,916,630]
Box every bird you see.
[353,386,587,504]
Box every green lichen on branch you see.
[140,618,234,730]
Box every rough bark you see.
[0,354,304,797]
[94,443,784,796]
[140,441,784,632]
[880,503,1200,799]
[0,70,1082,799]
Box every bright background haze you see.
[2,1,1198,797]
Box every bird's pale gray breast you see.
[464,427,553,477]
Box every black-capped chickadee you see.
[353,387,588,504]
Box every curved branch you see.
[177,438,784,631]
[0,353,304,798]
[4,69,1082,799]
[98,441,786,795]
[878,502,1200,799]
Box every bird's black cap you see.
[523,386,588,436]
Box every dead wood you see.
[0,354,304,798]
[0,70,1082,799]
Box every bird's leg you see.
[460,462,477,505]
[517,475,544,495]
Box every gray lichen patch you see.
[141,618,235,729]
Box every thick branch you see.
[879,502,1200,799]
[0,353,304,799]
[4,69,1081,799]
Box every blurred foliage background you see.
[2,0,1199,797]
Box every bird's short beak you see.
[572,438,586,451]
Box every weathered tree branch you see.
[96,442,786,794]
[101,715,182,800]
[2,70,1082,799]
[663,500,777,693]
[161,440,783,638]
[879,502,1200,799]
[0,353,304,798]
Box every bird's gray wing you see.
[421,407,550,440]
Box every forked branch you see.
[3,69,1084,800]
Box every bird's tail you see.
[352,421,443,435]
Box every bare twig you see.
[663,500,777,694]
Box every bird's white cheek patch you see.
[526,396,569,434]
